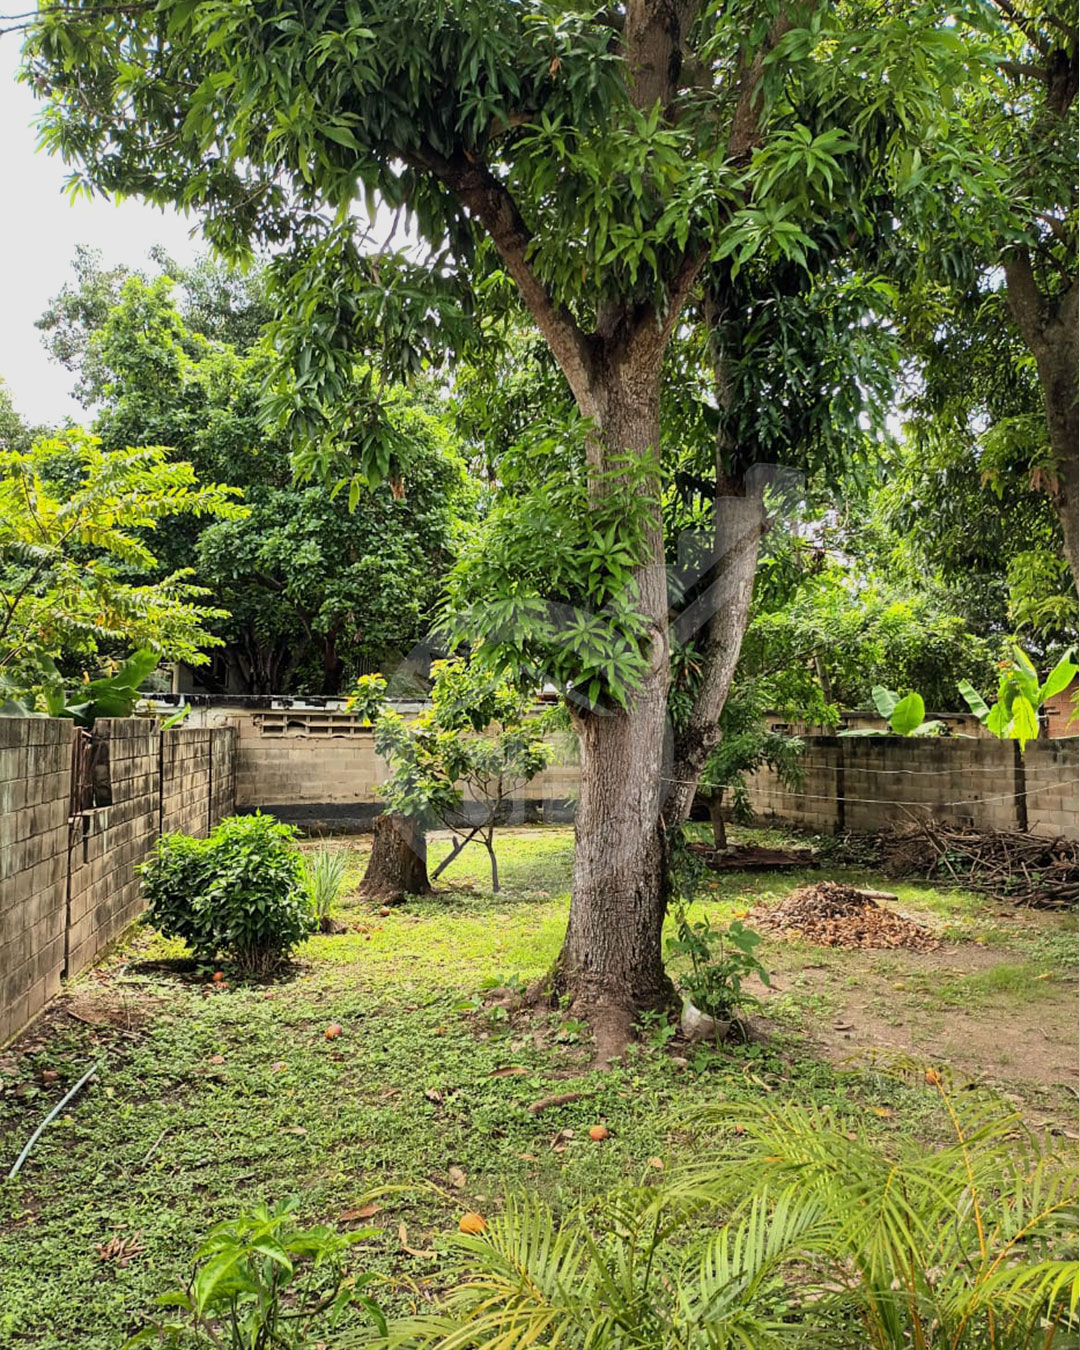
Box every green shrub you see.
[305,844,349,928]
[125,1198,384,1348]
[139,813,315,977]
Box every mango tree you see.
[25,0,988,1050]
[348,660,555,900]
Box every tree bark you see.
[705,789,728,849]
[1004,254,1080,589]
[553,355,674,1060]
[360,812,431,903]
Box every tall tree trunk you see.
[1003,256,1079,588]
[665,314,764,826]
[554,358,673,1060]
[360,812,431,903]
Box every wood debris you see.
[880,822,1077,909]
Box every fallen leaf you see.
[340,1204,381,1222]
[489,1066,529,1078]
[528,1090,593,1115]
[832,1023,854,1032]
[518,1152,537,1162]
[271,1061,287,1073]
[871,1107,893,1119]
[448,1166,467,1189]
[424,1088,443,1105]
[399,1223,437,1258]
[208,1054,226,1065]
[283,1126,308,1136]
[40,1069,59,1084]
[96,1233,145,1266]
[648,1156,664,1170]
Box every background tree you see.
[0,431,241,704]
[349,660,556,900]
[24,0,995,1048]
[51,264,477,693]
[891,1,1078,583]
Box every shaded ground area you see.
[0,825,1076,1348]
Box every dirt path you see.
[757,930,1078,1127]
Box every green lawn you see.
[0,826,1075,1348]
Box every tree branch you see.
[408,143,599,417]
[997,58,1048,82]
[1003,246,1047,351]
[990,0,1053,56]
[727,13,795,160]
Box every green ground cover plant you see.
[0,827,1075,1349]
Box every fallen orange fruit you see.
[588,1125,610,1141]
[325,1024,343,1040]
[212,971,226,983]
[459,1212,487,1234]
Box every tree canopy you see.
[43,256,479,693]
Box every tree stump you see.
[360,813,431,903]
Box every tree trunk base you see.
[360,813,431,903]
[549,962,677,1066]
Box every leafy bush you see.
[139,813,315,976]
[126,1198,383,1348]
[667,909,770,1022]
[385,1085,1078,1348]
[305,845,349,929]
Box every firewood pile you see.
[879,821,1078,910]
[753,881,939,951]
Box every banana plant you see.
[840,685,946,737]
[0,648,160,727]
[959,646,1077,751]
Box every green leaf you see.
[1012,695,1039,750]
[889,691,925,736]
[1038,656,1077,706]
[871,685,899,720]
[958,679,990,721]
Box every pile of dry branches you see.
[880,821,1078,909]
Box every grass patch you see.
[0,825,1073,1349]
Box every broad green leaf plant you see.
[840,686,947,738]
[960,647,1078,750]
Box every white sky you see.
[0,31,202,426]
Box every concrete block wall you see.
[744,736,1078,838]
[1,717,237,1048]
[0,719,74,1047]
[161,727,213,836]
[1023,739,1080,838]
[66,720,159,978]
[195,706,579,829]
